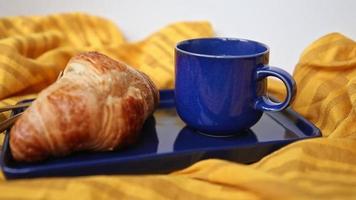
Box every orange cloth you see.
[0,13,355,200]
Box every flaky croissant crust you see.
[10,52,159,162]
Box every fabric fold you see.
[0,12,355,200]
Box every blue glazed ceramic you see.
[175,38,296,135]
[1,91,320,179]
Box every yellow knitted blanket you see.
[0,13,355,200]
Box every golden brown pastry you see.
[10,52,159,162]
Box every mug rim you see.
[175,37,270,59]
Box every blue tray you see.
[1,90,321,179]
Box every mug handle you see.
[254,66,297,111]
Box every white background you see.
[0,0,355,73]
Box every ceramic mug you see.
[174,38,296,136]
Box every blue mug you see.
[175,38,296,136]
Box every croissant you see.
[10,52,159,162]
